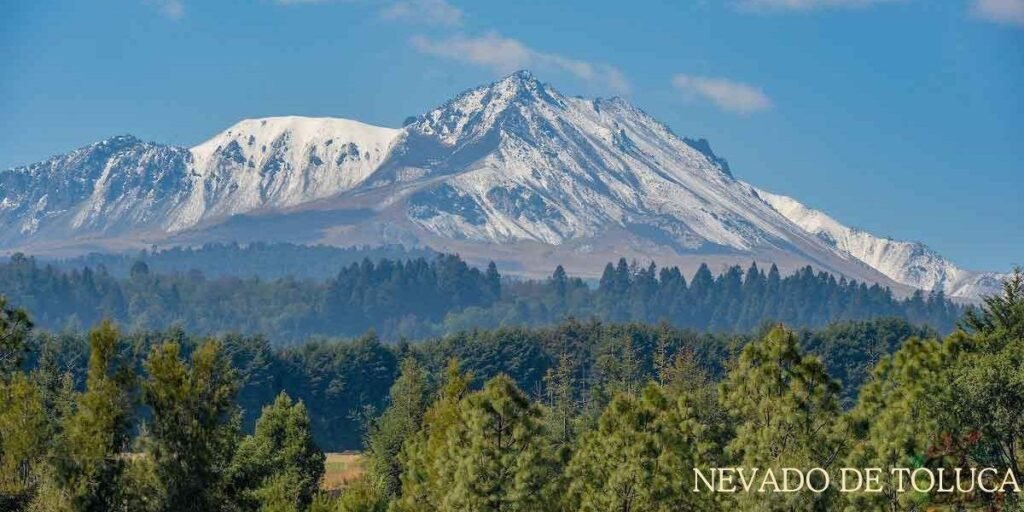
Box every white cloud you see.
[736,0,901,11]
[412,33,630,93]
[148,0,184,19]
[671,74,773,115]
[274,0,463,26]
[381,0,464,27]
[972,0,1024,26]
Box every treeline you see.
[445,259,961,334]
[0,253,499,341]
[50,242,436,280]
[346,270,1024,511]
[16,316,932,451]
[1,271,1021,511]
[0,253,962,341]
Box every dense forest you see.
[13,316,934,451]
[0,251,962,341]
[1,271,1021,511]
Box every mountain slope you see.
[380,71,791,249]
[0,71,1001,299]
[754,188,1006,299]
[0,135,192,247]
[0,117,401,247]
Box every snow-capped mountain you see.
[0,117,400,246]
[374,71,825,250]
[0,71,1004,299]
[755,189,1007,299]
[0,136,193,246]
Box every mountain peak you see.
[409,70,566,146]
[0,72,1004,300]
[101,134,142,144]
[488,69,551,101]
[500,69,540,85]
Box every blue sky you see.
[1,0,1021,270]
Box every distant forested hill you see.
[0,252,961,341]
[49,242,435,279]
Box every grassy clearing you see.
[322,452,366,491]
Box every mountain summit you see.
[0,71,1004,299]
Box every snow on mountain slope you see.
[755,188,1006,299]
[0,71,1002,298]
[0,117,402,243]
[369,71,841,257]
[0,135,193,246]
[181,116,401,228]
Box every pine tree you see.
[228,392,325,511]
[719,325,845,511]
[0,373,48,510]
[961,266,1024,338]
[565,384,720,512]
[438,375,560,511]
[485,261,502,302]
[927,269,1024,506]
[543,350,577,450]
[365,358,427,498]
[393,359,472,512]
[0,296,32,380]
[142,340,240,512]
[843,337,949,511]
[50,321,135,512]
[550,265,569,315]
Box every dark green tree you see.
[843,337,949,511]
[565,384,721,511]
[393,359,472,512]
[0,373,48,510]
[365,358,428,499]
[720,325,845,511]
[0,296,32,379]
[229,392,325,511]
[142,340,240,512]
[438,375,561,511]
[49,321,135,512]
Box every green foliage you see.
[720,325,845,511]
[0,294,32,379]
[365,358,428,498]
[251,473,304,512]
[336,478,389,512]
[843,337,950,510]
[437,375,561,511]
[798,317,936,406]
[57,243,435,280]
[50,321,135,512]
[541,350,579,450]
[928,268,1024,508]
[142,339,241,511]
[229,392,326,511]
[392,359,472,512]
[961,266,1024,338]
[308,493,342,512]
[389,360,473,512]
[5,270,1024,511]
[118,449,165,512]
[9,316,931,452]
[0,373,48,509]
[565,384,721,511]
